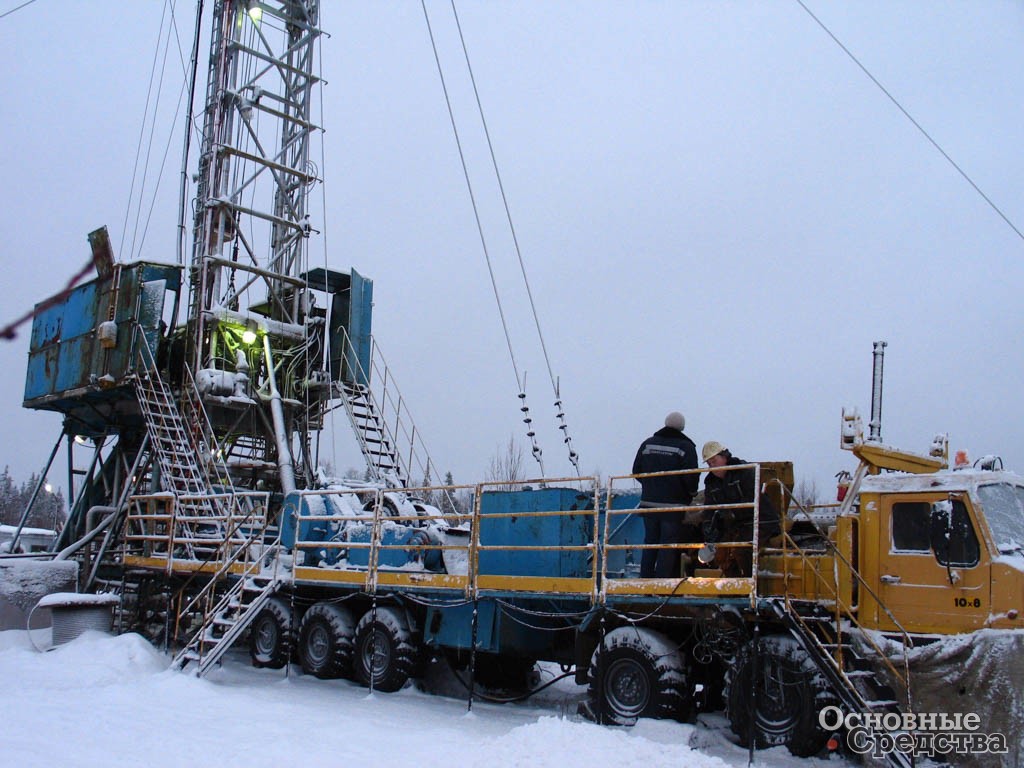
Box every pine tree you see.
[0,467,16,525]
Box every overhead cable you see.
[448,1,581,474]
[796,0,1024,244]
[420,0,546,475]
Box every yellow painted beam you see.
[853,442,945,474]
[376,572,468,590]
[476,575,594,594]
[122,556,246,575]
[293,566,367,585]
[605,576,754,597]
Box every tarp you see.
[868,630,1024,767]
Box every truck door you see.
[876,493,990,633]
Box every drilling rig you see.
[12,5,1024,766]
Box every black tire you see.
[298,602,356,679]
[725,634,835,757]
[249,596,295,669]
[353,606,419,692]
[587,626,691,725]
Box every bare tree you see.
[486,435,525,491]
[792,477,821,513]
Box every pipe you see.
[55,506,118,560]
[868,340,887,442]
[9,433,63,554]
[263,334,297,494]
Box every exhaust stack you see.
[868,340,887,443]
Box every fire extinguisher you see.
[835,471,851,502]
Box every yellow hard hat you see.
[702,441,727,463]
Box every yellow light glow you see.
[242,329,258,345]
[248,5,262,24]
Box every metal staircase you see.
[171,539,283,677]
[770,500,916,768]
[133,340,220,512]
[336,328,441,489]
[773,599,913,768]
[341,381,406,484]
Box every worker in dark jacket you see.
[701,441,780,576]
[632,412,699,578]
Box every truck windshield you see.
[976,483,1024,553]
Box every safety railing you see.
[132,325,235,494]
[290,486,380,591]
[289,478,601,598]
[123,490,271,575]
[290,483,474,593]
[336,326,446,495]
[471,477,601,598]
[601,465,762,602]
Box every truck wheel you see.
[587,626,691,725]
[249,596,295,669]
[353,606,419,692]
[298,602,356,679]
[726,634,834,757]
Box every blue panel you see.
[60,282,99,339]
[348,268,373,387]
[477,488,594,579]
[424,601,496,651]
[23,262,182,414]
[55,335,94,393]
[603,492,645,578]
[23,345,59,402]
[29,302,64,351]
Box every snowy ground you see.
[0,629,847,768]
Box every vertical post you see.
[751,464,760,604]
[748,623,760,766]
[868,340,887,442]
[65,433,76,529]
[466,485,483,713]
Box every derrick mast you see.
[185,0,328,493]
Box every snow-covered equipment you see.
[7,3,1024,765]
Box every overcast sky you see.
[0,1,1021,502]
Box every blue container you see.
[476,487,594,579]
[23,261,181,435]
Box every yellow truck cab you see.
[855,468,1024,635]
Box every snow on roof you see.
[36,592,120,609]
[860,469,1024,494]
[0,524,57,537]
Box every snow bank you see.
[474,717,730,768]
[0,630,835,768]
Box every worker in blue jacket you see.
[632,412,699,578]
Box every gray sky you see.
[0,1,1021,501]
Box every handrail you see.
[291,478,601,600]
[601,464,764,602]
[167,490,272,644]
[771,480,914,698]
[133,327,235,497]
[335,325,444,496]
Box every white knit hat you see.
[664,411,685,431]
